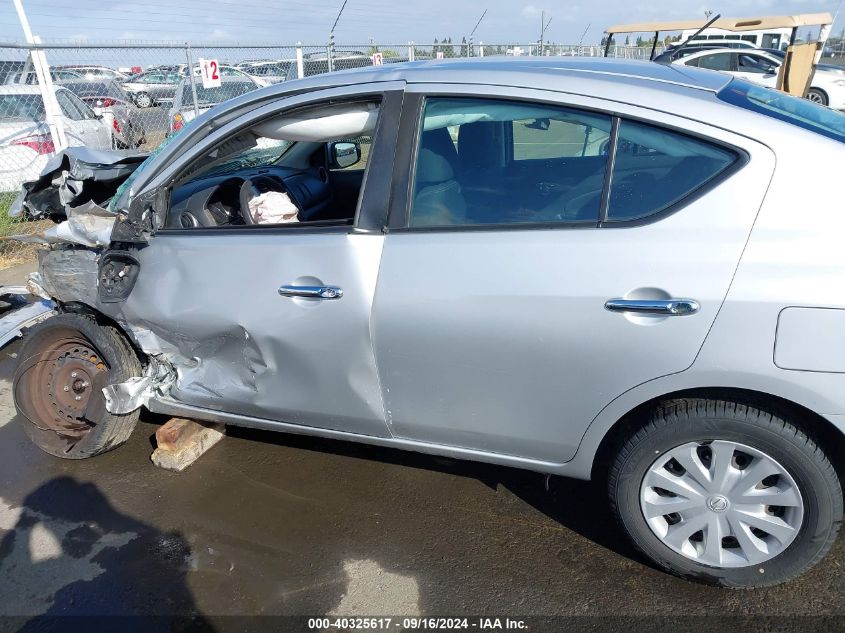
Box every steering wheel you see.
[239,176,289,225]
[239,179,261,225]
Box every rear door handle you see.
[604,298,699,316]
[278,285,343,300]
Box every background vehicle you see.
[761,48,845,75]
[187,64,271,87]
[5,69,83,85]
[675,48,845,108]
[121,69,182,108]
[0,84,111,189]
[679,26,791,50]
[53,65,128,82]
[238,60,295,84]
[168,76,261,134]
[59,79,145,148]
[12,58,845,589]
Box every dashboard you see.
[166,166,335,229]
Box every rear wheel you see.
[13,314,143,459]
[134,92,152,108]
[608,398,842,587]
[807,88,829,106]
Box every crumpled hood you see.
[12,147,149,221]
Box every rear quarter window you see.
[605,120,739,222]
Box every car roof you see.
[320,57,733,93]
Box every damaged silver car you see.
[6,58,845,588]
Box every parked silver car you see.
[121,69,182,108]
[9,58,845,588]
[59,79,145,148]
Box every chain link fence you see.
[0,37,842,269]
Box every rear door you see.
[371,86,775,464]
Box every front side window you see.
[409,97,612,227]
[605,120,738,222]
[166,100,380,229]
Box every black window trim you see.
[388,92,749,234]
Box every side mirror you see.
[329,141,361,169]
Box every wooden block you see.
[151,418,226,472]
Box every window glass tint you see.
[0,94,45,120]
[606,120,737,222]
[513,117,610,160]
[718,79,845,144]
[64,91,96,119]
[56,91,85,120]
[409,97,612,227]
[737,54,777,74]
[696,53,733,71]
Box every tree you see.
[624,35,630,46]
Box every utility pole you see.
[539,12,552,56]
[328,0,349,72]
[11,0,67,150]
[468,9,487,57]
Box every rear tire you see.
[134,92,152,108]
[807,88,829,106]
[13,314,143,459]
[608,398,842,587]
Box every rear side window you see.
[0,94,45,120]
[409,97,612,227]
[606,120,738,222]
[512,116,609,160]
[718,79,845,144]
[695,53,734,71]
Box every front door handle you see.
[278,285,343,300]
[604,298,699,316]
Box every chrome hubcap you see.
[640,440,804,568]
[808,93,824,103]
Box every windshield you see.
[717,79,845,144]
[201,138,293,178]
[181,81,255,107]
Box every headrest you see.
[416,148,455,185]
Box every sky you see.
[0,0,843,46]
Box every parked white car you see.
[674,48,845,109]
[0,85,112,191]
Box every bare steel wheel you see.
[37,338,109,441]
[640,440,804,568]
[14,314,142,459]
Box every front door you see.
[112,89,403,437]
[371,89,776,464]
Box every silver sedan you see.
[10,57,845,588]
